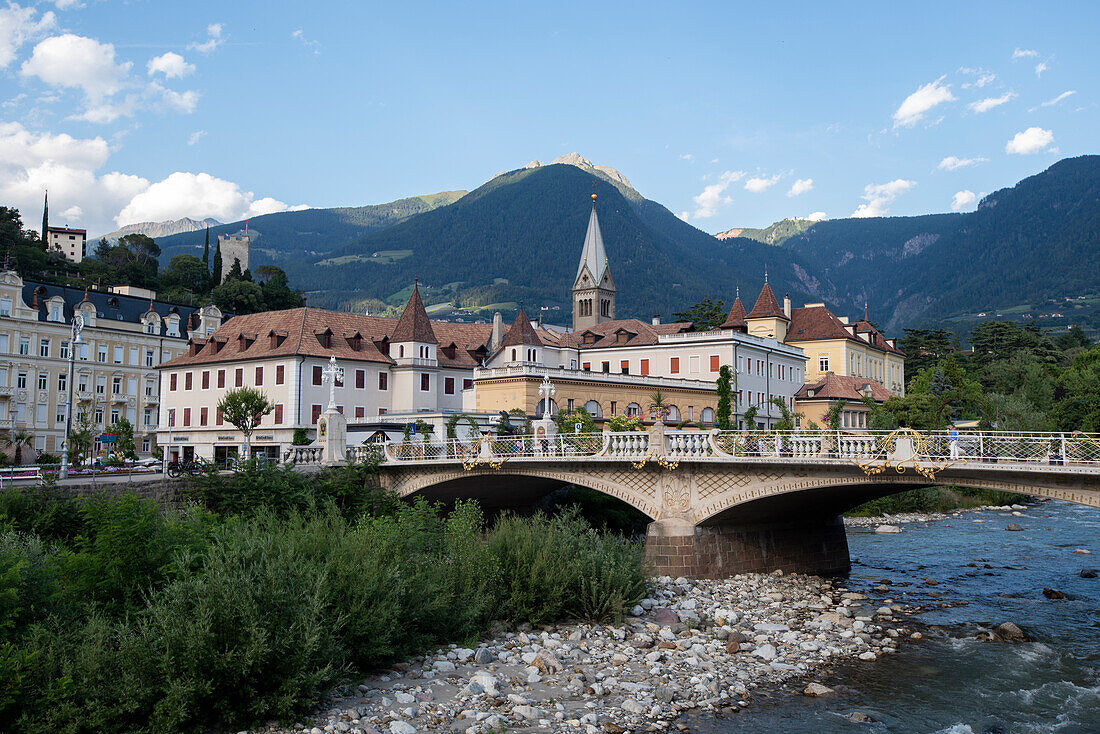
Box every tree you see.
[107,417,137,460]
[226,257,243,282]
[217,387,274,458]
[673,295,726,331]
[258,265,305,310]
[211,238,223,286]
[163,254,210,295]
[770,396,803,432]
[3,428,33,464]
[68,400,95,465]
[201,226,210,282]
[824,399,846,432]
[212,278,264,314]
[647,389,670,421]
[1052,344,1100,432]
[555,407,596,434]
[715,364,733,429]
[93,237,112,260]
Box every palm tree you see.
[648,389,670,421]
[4,428,34,465]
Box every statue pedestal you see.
[534,417,557,456]
[319,407,348,466]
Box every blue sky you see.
[1,0,1097,236]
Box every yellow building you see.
[793,373,894,430]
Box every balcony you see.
[0,386,12,397]
[111,392,136,404]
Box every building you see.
[784,304,905,395]
[793,372,894,430]
[0,269,222,460]
[217,231,250,282]
[46,226,87,263]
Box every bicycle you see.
[166,458,205,478]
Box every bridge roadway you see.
[329,426,1100,578]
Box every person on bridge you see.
[949,423,960,460]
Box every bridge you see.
[327,425,1100,578]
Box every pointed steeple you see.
[392,285,438,344]
[501,306,541,347]
[572,190,616,331]
[720,293,748,331]
[575,194,609,286]
[747,282,788,320]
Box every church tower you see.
[572,191,616,331]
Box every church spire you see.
[572,190,616,331]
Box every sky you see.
[1,0,1097,237]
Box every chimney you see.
[783,294,791,319]
[490,311,504,351]
[652,314,661,325]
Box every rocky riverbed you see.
[843,503,1030,528]
[254,573,921,734]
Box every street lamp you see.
[60,314,84,479]
[537,374,556,418]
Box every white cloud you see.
[893,76,955,128]
[938,155,987,171]
[0,2,56,68]
[851,179,915,218]
[744,173,781,193]
[60,204,82,219]
[75,94,140,123]
[116,171,300,226]
[52,0,83,8]
[21,33,130,100]
[968,92,1016,113]
[147,51,194,79]
[291,28,321,55]
[786,178,813,197]
[188,23,223,54]
[149,82,199,113]
[688,170,744,218]
[1005,127,1054,155]
[806,211,827,221]
[1041,90,1076,107]
[678,153,693,161]
[1013,48,1039,59]
[951,190,976,212]
[187,130,206,146]
[1035,61,1048,77]
[959,67,996,89]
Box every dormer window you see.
[315,328,333,349]
[47,299,64,323]
[238,333,256,351]
[583,332,598,345]
[345,331,362,351]
[165,314,180,337]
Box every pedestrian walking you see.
[949,422,960,460]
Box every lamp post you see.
[537,374,556,418]
[60,314,84,479]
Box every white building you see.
[46,226,87,263]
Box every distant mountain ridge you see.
[716,217,821,246]
[99,216,221,242]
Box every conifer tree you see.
[202,226,210,277]
[211,238,223,286]
[716,364,733,429]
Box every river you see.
[696,500,1100,733]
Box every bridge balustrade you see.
[283,446,323,465]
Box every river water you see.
[697,500,1100,733]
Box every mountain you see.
[153,191,466,267]
[492,153,642,202]
[99,216,222,242]
[774,155,1100,331]
[294,163,823,318]
[716,218,820,246]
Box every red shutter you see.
[640,359,649,375]
[217,370,225,388]
[185,372,192,390]
[255,366,263,385]
[200,407,208,426]
[313,365,322,385]
[311,404,322,424]
[183,408,191,426]
[201,371,210,389]
[355,406,365,418]
[276,365,285,384]
[274,404,283,424]
[170,373,177,391]
[216,408,223,426]
[670,357,680,374]
[378,372,388,390]
[356,369,365,389]
[445,377,455,395]
[235,368,243,387]
[710,355,719,372]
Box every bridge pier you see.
[644,515,851,578]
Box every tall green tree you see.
[673,295,726,331]
[40,191,48,251]
[201,226,210,283]
[107,417,137,460]
[217,387,274,458]
[211,238,223,287]
[715,364,733,429]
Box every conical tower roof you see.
[501,306,541,347]
[720,296,748,330]
[575,203,609,285]
[747,282,788,320]
[391,286,438,344]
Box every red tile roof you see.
[557,318,691,349]
[501,308,542,347]
[391,287,437,344]
[794,373,894,403]
[786,305,904,355]
[746,283,788,320]
[720,297,747,330]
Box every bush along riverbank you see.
[260,574,921,734]
[0,463,646,733]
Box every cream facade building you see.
[0,270,221,460]
[46,226,87,264]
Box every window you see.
[274,404,283,424]
[142,438,151,453]
[184,372,193,390]
[689,355,700,373]
[354,369,366,389]
[378,372,388,390]
[511,348,517,361]
[200,407,208,426]
[355,407,365,419]
[640,359,649,376]
[143,408,153,426]
[111,407,122,424]
[818,356,829,373]
[95,376,105,394]
[567,398,575,411]
[420,373,430,392]
[145,349,154,367]
[463,378,473,390]
[234,368,243,387]
[16,371,26,389]
[582,362,591,371]
[183,408,190,426]
[584,400,602,418]
[161,349,170,362]
[113,346,122,364]
[145,320,157,335]
[0,335,7,354]
[166,317,180,337]
[621,360,629,374]
[710,355,720,372]
[311,404,322,424]
[170,373,177,391]
[216,408,223,426]
[167,409,175,427]
[670,357,680,374]
[48,302,62,322]
[56,405,66,425]
[97,345,106,362]
[37,372,47,390]
[626,403,641,417]
[255,366,263,386]
[112,376,122,394]
[312,365,322,385]
[94,408,103,424]
[276,365,285,384]
[217,369,225,388]
[444,376,455,395]
[18,337,29,355]
[127,347,137,365]
[0,298,10,316]
[80,343,89,360]
[378,408,387,416]
[77,375,87,392]
[201,371,210,389]
[39,338,49,357]
[57,373,67,392]
[601,361,610,373]
[610,401,617,415]
[60,340,69,359]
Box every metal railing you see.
[374,429,1100,469]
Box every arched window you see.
[701,407,715,424]
[664,405,681,425]
[625,402,641,417]
[511,348,517,361]
[583,400,602,418]
[398,345,404,358]
[536,398,558,418]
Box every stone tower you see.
[572,193,615,332]
[217,232,251,282]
